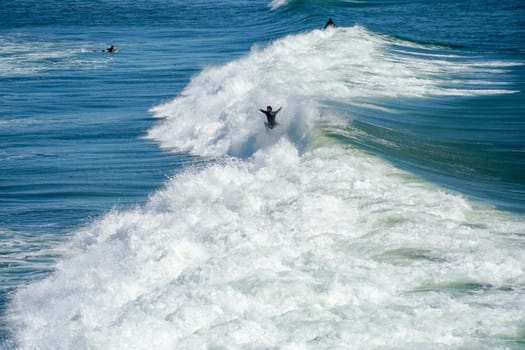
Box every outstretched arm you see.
[275,107,282,114]
[259,109,266,114]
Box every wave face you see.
[9,25,525,349]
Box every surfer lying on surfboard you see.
[259,105,281,129]
[87,45,117,53]
[104,45,117,53]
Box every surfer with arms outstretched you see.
[259,105,282,129]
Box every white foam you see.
[9,140,525,349]
[147,26,517,159]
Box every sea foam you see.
[9,139,525,349]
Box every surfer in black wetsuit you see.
[323,18,335,30]
[104,45,116,53]
[259,105,282,129]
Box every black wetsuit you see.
[259,107,281,129]
[324,19,335,30]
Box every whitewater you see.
[6,25,525,349]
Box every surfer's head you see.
[267,106,272,111]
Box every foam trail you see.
[0,35,109,77]
[148,26,518,159]
[9,140,525,349]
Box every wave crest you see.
[147,26,517,159]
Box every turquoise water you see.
[1,0,524,348]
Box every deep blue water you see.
[1,0,524,348]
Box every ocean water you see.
[1,0,524,348]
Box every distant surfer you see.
[87,45,117,53]
[259,105,282,129]
[323,18,335,30]
[104,45,116,53]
